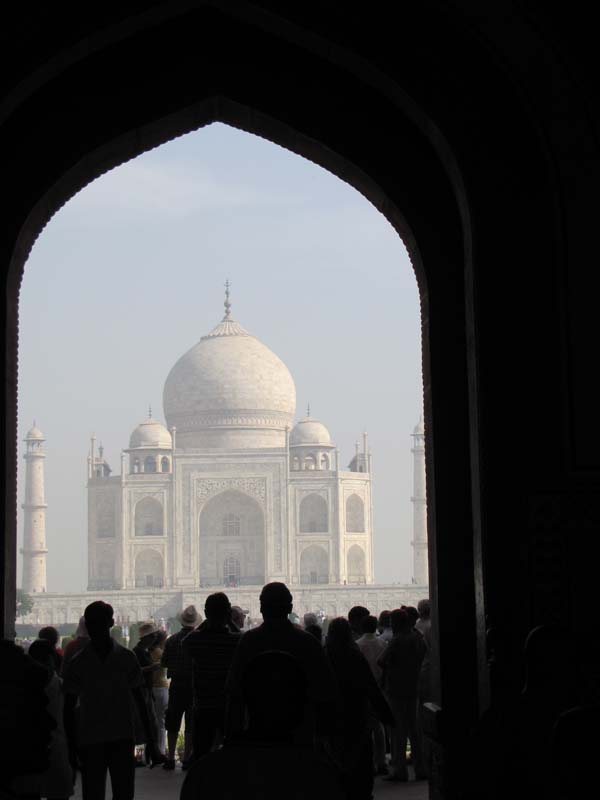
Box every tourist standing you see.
[61,616,89,675]
[63,601,161,800]
[348,606,370,641]
[161,605,200,770]
[230,605,247,632]
[357,615,389,774]
[133,622,161,762]
[38,625,63,673]
[183,593,241,761]
[378,608,426,781]
[326,617,393,800]
[150,630,169,756]
[12,639,74,800]
[226,583,338,744]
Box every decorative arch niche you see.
[347,544,366,584]
[299,544,329,584]
[299,493,328,533]
[346,494,365,533]
[135,548,164,588]
[134,497,163,537]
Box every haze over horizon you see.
[17,122,423,594]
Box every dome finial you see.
[148,404,152,419]
[224,279,232,320]
[306,403,311,418]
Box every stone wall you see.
[20,583,429,626]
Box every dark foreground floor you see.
[73,763,428,800]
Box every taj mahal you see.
[19,287,428,625]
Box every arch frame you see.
[1,6,552,789]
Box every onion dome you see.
[163,283,296,448]
[129,411,172,449]
[290,415,332,447]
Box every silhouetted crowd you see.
[2,585,595,800]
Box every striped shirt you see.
[182,626,241,710]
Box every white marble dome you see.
[163,311,296,449]
[129,416,172,449]
[290,417,332,446]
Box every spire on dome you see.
[306,403,311,418]
[224,279,232,320]
[203,281,249,339]
[148,404,153,419]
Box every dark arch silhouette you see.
[3,9,580,796]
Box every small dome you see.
[413,415,425,435]
[290,418,332,446]
[25,424,45,441]
[129,416,172,449]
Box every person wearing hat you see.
[133,622,162,765]
[161,605,201,770]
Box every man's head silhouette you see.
[84,601,114,640]
[260,582,293,621]
[204,592,231,625]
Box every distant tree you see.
[16,589,34,620]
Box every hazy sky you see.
[17,122,423,593]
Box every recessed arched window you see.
[292,456,300,471]
[222,513,241,536]
[135,549,164,588]
[161,456,170,473]
[346,494,365,532]
[300,545,329,584]
[304,455,316,471]
[133,459,140,474]
[144,456,157,473]
[347,544,366,584]
[299,494,328,533]
[320,454,330,470]
[135,497,163,536]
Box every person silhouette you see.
[226,582,337,744]
[12,639,73,800]
[182,592,241,762]
[182,650,344,800]
[63,601,161,800]
[327,617,393,800]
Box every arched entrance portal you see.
[198,490,265,587]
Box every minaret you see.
[411,415,428,586]
[21,423,48,593]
